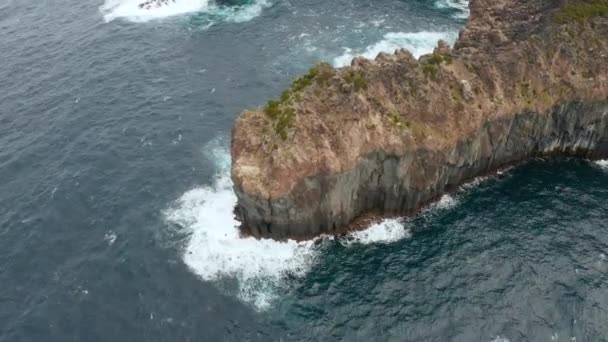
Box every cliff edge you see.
[232,0,608,239]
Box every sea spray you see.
[166,142,463,308]
[333,31,458,67]
[340,219,411,246]
[101,0,211,22]
[100,0,269,23]
[167,167,463,308]
[167,139,517,308]
[595,160,608,170]
[164,142,319,310]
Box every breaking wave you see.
[163,143,409,309]
[164,142,319,310]
[100,0,269,24]
[165,140,468,309]
[166,176,319,309]
[332,31,458,67]
[595,159,608,170]
[341,219,411,246]
[433,194,458,210]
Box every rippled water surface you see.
[1,0,608,340]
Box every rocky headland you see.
[231,0,608,239]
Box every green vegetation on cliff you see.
[386,111,410,129]
[263,63,334,140]
[421,53,452,80]
[556,0,608,23]
[343,70,368,91]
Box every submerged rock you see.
[231,0,608,240]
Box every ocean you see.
[1,0,607,340]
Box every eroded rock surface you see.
[231,0,608,239]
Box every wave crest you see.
[165,143,415,309]
[340,219,411,246]
[595,160,608,170]
[164,143,319,310]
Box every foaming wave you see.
[460,165,514,191]
[460,175,489,190]
[166,142,467,307]
[595,160,608,170]
[165,144,319,310]
[433,194,458,210]
[165,141,419,307]
[101,0,210,22]
[333,31,458,68]
[100,0,268,23]
[435,0,470,19]
[342,194,458,246]
[341,219,411,246]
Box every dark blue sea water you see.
[1,0,608,341]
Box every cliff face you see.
[231,0,608,239]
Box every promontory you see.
[231,0,608,239]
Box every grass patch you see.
[422,64,439,79]
[427,53,452,65]
[275,108,295,141]
[386,111,410,129]
[263,93,295,141]
[264,100,282,120]
[421,53,452,80]
[343,70,368,91]
[262,63,336,141]
[280,90,290,103]
[290,63,334,92]
[263,99,296,141]
[451,87,463,103]
[291,67,319,92]
[556,0,608,23]
[407,121,435,138]
[314,63,335,85]
[519,81,534,105]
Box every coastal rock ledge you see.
[231,0,608,239]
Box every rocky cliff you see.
[231,0,608,239]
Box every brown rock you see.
[434,39,451,55]
[460,80,475,100]
[231,0,608,240]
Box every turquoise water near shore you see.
[1,0,608,340]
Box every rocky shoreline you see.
[231,0,608,240]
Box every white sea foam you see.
[104,231,117,245]
[333,31,458,68]
[101,0,210,22]
[490,337,510,342]
[460,175,490,190]
[342,219,411,246]
[165,142,423,309]
[342,195,457,246]
[100,0,268,23]
[164,144,319,310]
[433,194,458,210]
[496,166,514,176]
[167,179,319,309]
[459,165,515,191]
[595,160,608,170]
[435,0,470,19]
